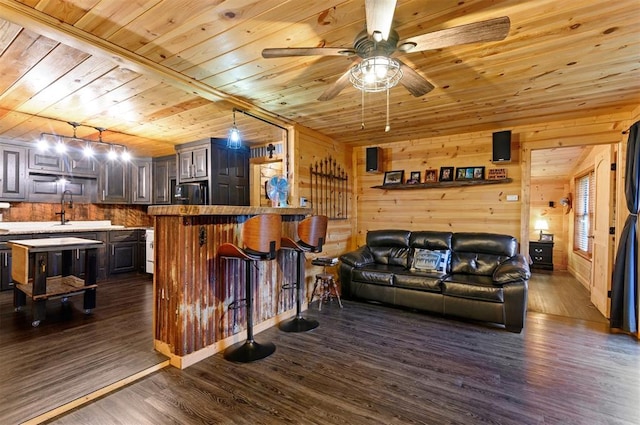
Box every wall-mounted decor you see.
[383,170,404,185]
[310,155,348,220]
[456,166,485,180]
[487,168,508,180]
[439,167,454,182]
[407,171,421,184]
[425,169,438,183]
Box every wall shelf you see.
[371,178,513,190]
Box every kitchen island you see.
[147,205,311,368]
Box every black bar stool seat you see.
[279,215,328,333]
[219,214,282,362]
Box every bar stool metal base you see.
[279,316,319,333]
[223,340,276,363]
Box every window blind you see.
[574,171,594,255]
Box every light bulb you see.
[121,150,131,161]
[37,138,49,151]
[83,144,94,157]
[107,149,118,160]
[55,142,67,153]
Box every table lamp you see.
[534,219,549,241]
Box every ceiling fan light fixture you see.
[397,41,417,52]
[349,56,402,92]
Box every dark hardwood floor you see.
[0,274,168,425]
[3,270,635,424]
[527,270,608,323]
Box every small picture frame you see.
[456,166,485,180]
[424,169,438,183]
[383,170,404,185]
[439,167,454,182]
[487,168,508,180]
[406,171,421,184]
[540,233,554,242]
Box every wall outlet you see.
[506,194,519,201]
[300,197,308,207]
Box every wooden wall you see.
[353,131,522,246]
[353,111,632,258]
[293,124,353,289]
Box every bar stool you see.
[279,215,328,333]
[219,214,281,362]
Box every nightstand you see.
[529,241,554,271]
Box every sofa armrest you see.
[493,254,531,284]
[339,246,375,267]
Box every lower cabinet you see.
[109,229,145,275]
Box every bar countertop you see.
[147,205,312,216]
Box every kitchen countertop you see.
[0,221,132,235]
[147,205,311,216]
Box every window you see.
[574,170,595,257]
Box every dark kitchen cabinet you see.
[177,141,209,182]
[28,148,98,178]
[153,155,177,204]
[131,158,152,204]
[209,140,250,206]
[0,143,27,200]
[109,230,139,274]
[98,160,129,203]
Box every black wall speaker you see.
[492,130,512,162]
[366,147,381,172]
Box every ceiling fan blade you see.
[318,68,354,101]
[365,0,397,40]
[397,60,434,97]
[262,47,355,58]
[398,16,510,53]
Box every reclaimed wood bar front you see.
[147,205,311,368]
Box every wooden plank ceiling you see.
[0,0,638,157]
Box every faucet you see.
[56,190,73,225]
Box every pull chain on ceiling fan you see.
[261,0,510,130]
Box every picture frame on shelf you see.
[540,233,554,242]
[439,167,454,182]
[487,168,508,180]
[456,166,485,180]
[407,171,421,184]
[383,170,404,185]
[424,169,438,183]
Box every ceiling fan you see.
[262,0,510,101]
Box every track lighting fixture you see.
[37,122,132,161]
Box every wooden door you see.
[590,146,615,317]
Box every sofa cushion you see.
[394,270,444,292]
[351,264,399,286]
[409,231,453,251]
[450,252,510,276]
[410,248,450,273]
[493,254,531,283]
[370,246,410,267]
[442,275,504,303]
[367,230,411,267]
[450,232,519,276]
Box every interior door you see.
[590,146,615,317]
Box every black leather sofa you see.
[339,230,530,332]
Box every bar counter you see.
[148,205,311,368]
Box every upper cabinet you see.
[153,155,176,204]
[28,148,98,178]
[0,143,27,200]
[98,160,129,204]
[130,158,152,205]
[177,141,209,182]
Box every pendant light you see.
[227,109,242,149]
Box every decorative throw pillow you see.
[411,248,450,273]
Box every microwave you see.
[174,182,208,205]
